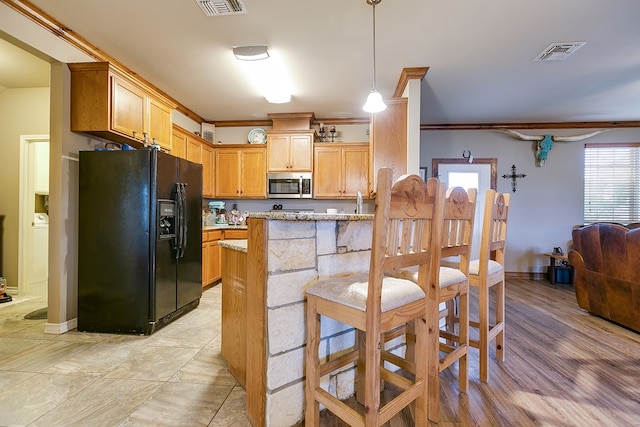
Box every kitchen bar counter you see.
[237,213,374,426]
[249,211,373,221]
[202,224,247,231]
[218,239,247,253]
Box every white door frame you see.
[18,134,49,296]
[433,158,497,260]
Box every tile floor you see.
[0,285,252,427]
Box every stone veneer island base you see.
[221,212,374,426]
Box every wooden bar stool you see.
[467,189,510,383]
[385,186,477,421]
[304,168,444,426]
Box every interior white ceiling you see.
[0,37,49,91]
[2,0,640,125]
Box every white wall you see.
[0,87,50,288]
[422,128,640,273]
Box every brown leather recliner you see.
[569,223,640,333]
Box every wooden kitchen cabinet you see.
[201,144,214,198]
[215,146,266,198]
[202,228,248,287]
[314,143,369,198]
[148,96,173,150]
[369,98,407,195]
[69,62,175,148]
[171,126,188,159]
[186,137,202,164]
[172,124,215,197]
[202,230,223,287]
[266,131,315,172]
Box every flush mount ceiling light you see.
[362,0,386,113]
[233,45,269,61]
[233,46,292,104]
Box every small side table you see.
[543,253,572,285]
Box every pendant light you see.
[362,0,387,113]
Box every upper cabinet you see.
[266,112,316,172]
[215,145,267,198]
[267,131,315,172]
[314,143,369,199]
[69,62,175,149]
[172,124,215,198]
[369,98,408,195]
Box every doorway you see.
[432,158,497,259]
[19,135,50,299]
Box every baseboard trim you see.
[505,271,547,281]
[44,318,77,335]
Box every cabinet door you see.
[148,97,173,150]
[171,128,187,159]
[186,137,202,164]
[267,135,291,171]
[202,240,221,286]
[241,148,267,198]
[210,241,221,284]
[215,149,241,197]
[290,134,313,171]
[202,242,209,286]
[314,146,343,198]
[201,144,214,197]
[111,75,146,140]
[343,146,369,197]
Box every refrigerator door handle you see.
[180,183,188,259]
[174,183,183,259]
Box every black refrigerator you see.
[78,149,202,334]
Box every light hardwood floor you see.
[1,278,639,426]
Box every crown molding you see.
[421,121,640,130]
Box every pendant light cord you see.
[371,0,378,91]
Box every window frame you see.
[584,142,640,224]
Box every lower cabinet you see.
[202,228,248,287]
[202,230,223,287]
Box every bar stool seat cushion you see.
[306,273,425,312]
[468,259,503,276]
[387,266,467,288]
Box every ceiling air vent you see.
[196,0,247,16]
[533,42,586,61]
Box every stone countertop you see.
[202,225,248,231]
[218,239,247,253]
[249,212,374,221]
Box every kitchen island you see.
[220,212,374,426]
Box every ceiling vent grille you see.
[534,42,586,61]
[196,0,247,16]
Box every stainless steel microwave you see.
[267,172,312,199]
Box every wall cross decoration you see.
[502,164,526,193]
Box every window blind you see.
[584,145,640,224]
